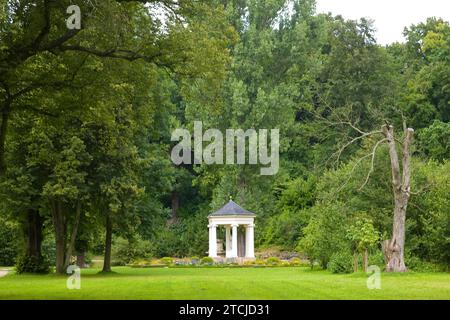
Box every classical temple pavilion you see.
[207,198,255,260]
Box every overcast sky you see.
[315,0,450,45]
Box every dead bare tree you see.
[381,124,414,272]
[326,116,414,272]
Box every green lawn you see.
[0,267,449,300]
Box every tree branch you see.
[336,153,373,194]
[57,45,162,64]
[14,104,58,118]
[31,0,52,50]
[382,124,402,192]
[359,138,388,190]
[40,29,82,51]
[409,184,431,196]
[331,130,383,166]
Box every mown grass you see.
[0,267,449,300]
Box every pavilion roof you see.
[209,199,256,217]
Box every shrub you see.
[15,255,50,274]
[0,219,21,266]
[130,259,152,267]
[243,260,256,266]
[368,250,385,270]
[160,257,173,265]
[200,257,214,265]
[112,236,154,266]
[327,251,353,274]
[298,202,349,268]
[266,257,281,266]
[289,257,302,266]
[190,256,200,265]
[153,212,208,258]
[150,259,164,266]
[406,255,445,272]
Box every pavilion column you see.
[231,224,238,258]
[245,224,255,258]
[208,223,217,258]
[225,226,231,258]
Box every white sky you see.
[315,0,450,45]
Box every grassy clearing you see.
[0,267,449,300]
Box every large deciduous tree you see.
[0,0,234,274]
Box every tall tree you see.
[326,117,414,272]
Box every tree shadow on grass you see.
[96,270,119,276]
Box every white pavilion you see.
[207,198,255,261]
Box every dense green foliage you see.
[327,251,354,274]
[0,0,448,275]
[0,217,20,266]
[14,254,50,274]
[111,236,154,266]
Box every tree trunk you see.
[102,213,112,273]
[64,202,82,268]
[363,248,369,272]
[0,105,10,175]
[52,200,67,274]
[353,251,359,273]
[382,125,414,272]
[76,252,86,268]
[385,202,408,272]
[168,191,179,225]
[25,209,43,258]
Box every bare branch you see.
[341,121,367,135]
[311,108,367,135]
[409,184,431,196]
[336,153,373,194]
[359,138,388,190]
[331,130,383,167]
